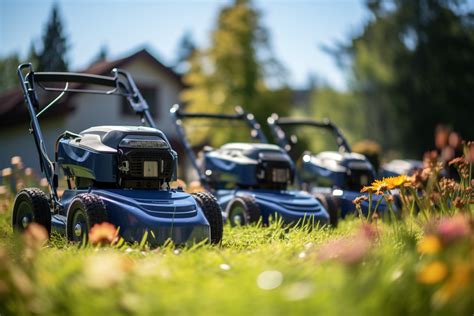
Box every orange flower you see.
[352,196,368,205]
[417,235,442,254]
[22,223,49,250]
[88,222,119,246]
[417,261,448,284]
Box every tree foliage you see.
[37,4,69,71]
[174,31,196,74]
[343,0,474,156]
[0,53,21,92]
[181,0,291,146]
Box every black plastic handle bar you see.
[30,72,117,87]
[273,117,334,129]
[173,107,246,120]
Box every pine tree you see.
[93,45,108,63]
[174,31,196,73]
[37,4,69,71]
[27,41,40,67]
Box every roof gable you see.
[0,48,183,127]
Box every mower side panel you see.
[57,140,117,182]
[310,189,396,218]
[338,190,395,218]
[216,189,329,225]
[58,189,210,246]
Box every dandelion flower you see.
[417,261,448,284]
[417,235,442,254]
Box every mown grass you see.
[0,205,472,316]
[1,150,473,315]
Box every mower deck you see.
[52,189,210,246]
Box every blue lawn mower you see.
[267,114,395,225]
[170,105,329,227]
[12,63,223,245]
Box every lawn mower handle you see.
[169,104,268,189]
[28,72,117,87]
[267,114,352,153]
[18,63,60,207]
[16,63,157,208]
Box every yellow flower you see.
[361,179,388,195]
[432,262,471,306]
[417,261,448,284]
[383,175,410,189]
[417,235,442,254]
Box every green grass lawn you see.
[0,203,472,316]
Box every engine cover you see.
[203,143,294,190]
[57,126,177,189]
[299,151,375,191]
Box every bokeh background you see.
[1,0,473,174]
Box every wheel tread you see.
[66,193,108,242]
[192,192,223,244]
[12,188,51,234]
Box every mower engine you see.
[202,143,294,190]
[57,126,177,189]
[299,151,375,191]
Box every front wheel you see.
[66,193,108,244]
[192,192,223,244]
[314,193,339,227]
[225,195,261,227]
[12,188,51,235]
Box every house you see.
[0,49,186,175]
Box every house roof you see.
[0,49,183,128]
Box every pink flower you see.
[359,223,380,241]
[317,223,377,265]
[437,214,470,244]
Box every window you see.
[121,86,158,117]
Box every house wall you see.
[0,58,184,177]
[0,118,67,171]
[64,59,182,138]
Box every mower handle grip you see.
[30,72,117,88]
[171,104,246,120]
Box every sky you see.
[0,0,370,90]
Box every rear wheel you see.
[225,195,261,227]
[12,188,51,235]
[66,193,108,244]
[314,193,339,227]
[192,192,223,244]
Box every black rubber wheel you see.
[66,193,108,243]
[225,195,261,227]
[12,188,51,235]
[192,192,223,244]
[314,193,339,227]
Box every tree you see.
[337,0,474,157]
[37,4,69,71]
[92,45,108,64]
[0,53,21,92]
[181,0,291,146]
[174,31,196,73]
